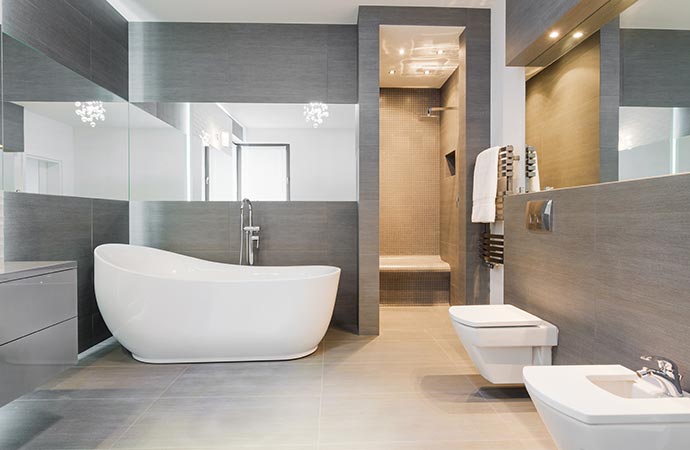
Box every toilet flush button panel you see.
[526,199,553,232]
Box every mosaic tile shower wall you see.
[379,88,441,256]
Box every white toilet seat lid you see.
[449,305,543,328]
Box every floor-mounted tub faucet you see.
[239,198,260,265]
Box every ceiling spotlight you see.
[389,69,395,75]
[549,31,560,39]
[437,49,444,55]
[398,48,405,55]
[424,70,430,75]
[573,31,584,39]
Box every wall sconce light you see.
[549,31,560,39]
[221,131,231,148]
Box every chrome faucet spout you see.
[636,355,684,397]
[239,198,259,266]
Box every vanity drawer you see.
[0,269,77,345]
[0,317,77,406]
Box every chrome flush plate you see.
[526,200,553,232]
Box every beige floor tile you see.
[22,365,187,400]
[497,411,553,441]
[519,438,558,450]
[162,362,323,398]
[323,338,455,366]
[320,441,527,450]
[318,393,527,445]
[322,364,482,399]
[113,396,321,448]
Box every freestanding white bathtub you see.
[94,244,340,363]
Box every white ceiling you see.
[107,0,492,24]
[620,0,690,30]
[18,102,173,129]
[222,103,357,129]
[380,25,464,88]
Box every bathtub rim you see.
[95,243,342,283]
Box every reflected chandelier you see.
[75,101,106,127]
[303,102,329,128]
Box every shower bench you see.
[379,255,451,306]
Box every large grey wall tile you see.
[3,0,129,99]
[505,173,690,390]
[3,193,129,351]
[327,25,358,103]
[3,34,122,103]
[227,24,328,103]
[129,22,229,103]
[621,29,690,107]
[2,102,25,153]
[129,201,358,329]
[129,201,234,262]
[129,23,357,103]
[4,0,92,80]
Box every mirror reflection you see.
[524,0,690,190]
[2,32,129,200]
[128,102,357,202]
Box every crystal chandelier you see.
[74,101,106,127]
[303,102,329,128]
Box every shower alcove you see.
[379,24,463,306]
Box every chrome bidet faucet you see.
[636,355,684,397]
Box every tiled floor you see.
[0,306,557,450]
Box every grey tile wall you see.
[128,23,357,104]
[599,18,620,183]
[2,34,124,103]
[2,192,129,351]
[440,69,463,305]
[2,102,25,153]
[357,7,492,332]
[621,29,690,107]
[3,0,129,99]
[130,201,359,332]
[504,172,690,391]
[505,0,579,65]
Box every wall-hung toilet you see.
[449,304,558,384]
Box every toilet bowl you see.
[449,304,558,384]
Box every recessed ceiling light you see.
[389,69,395,75]
[437,49,444,55]
[424,70,430,75]
[398,48,405,55]
[573,31,584,39]
[549,31,560,39]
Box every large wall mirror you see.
[128,102,357,202]
[1,32,358,203]
[525,0,690,190]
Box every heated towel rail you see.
[479,145,516,268]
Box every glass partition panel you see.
[2,32,129,200]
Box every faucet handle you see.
[641,355,679,374]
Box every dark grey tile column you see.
[599,18,620,183]
[357,6,492,334]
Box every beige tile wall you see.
[379,88,441,256]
